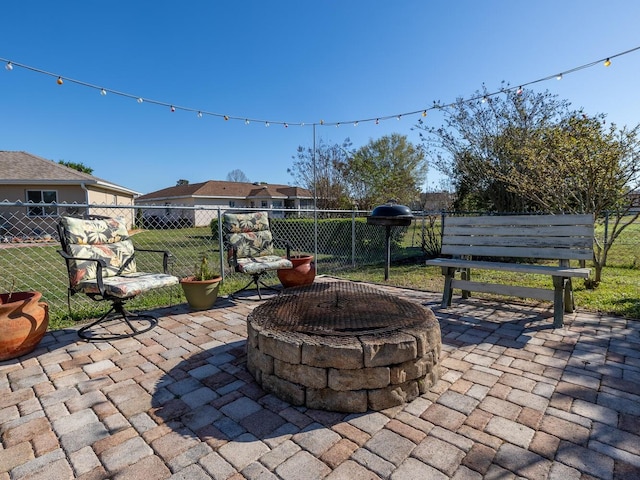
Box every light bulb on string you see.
[137,98,143,104]
[397,115,401,121]
[100,89,107,96]
[516,86,523,95]
[604,58,611,67]
[197,111,203,118]
[320,119,324,125]
[224,115,229,121]
[170,105,175,112]
[5,62,12,71]
[245,119,250,125]
[375,119,379,125]
[421,110,427,117]
[56,77,63,85]
[556,73,563,80]
[265,121,270,127]
[354,121,359,126]
[284,123,288,128]
[481,96,488,103]
[336,123,340,128]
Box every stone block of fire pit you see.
[246,282,442,413]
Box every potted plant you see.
[0,282,49,361]
[277,253,316,288]
[180,255,222,311]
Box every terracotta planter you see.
[180,276,222,311]
[0,291,49,361]
[277,255,316,288]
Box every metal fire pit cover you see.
[250,281,429,336]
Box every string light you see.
[223,115,229,121]
[0,44,638,128]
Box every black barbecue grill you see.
[366,200,414,280]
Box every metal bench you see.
[426,214,594,327]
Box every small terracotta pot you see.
[0,291,49,361]
[277,255,316,288]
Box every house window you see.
[229,201,236,208]
[26,190,58,217]
[261,201,268,208]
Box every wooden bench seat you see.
[425,214,594,327]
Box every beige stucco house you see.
[0,151,139,237]
[135,180,314,227]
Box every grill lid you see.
[367,199,413,226]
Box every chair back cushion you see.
[223,211,274,259]
[59,216,137,287]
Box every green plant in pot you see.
[180,255,222,311]
[0,280,50,361]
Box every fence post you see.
[352,210,356,267]
[217,208,225,281]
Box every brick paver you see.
[1,279,639,479]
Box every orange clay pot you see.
[0,291,49,361]
[277,255,316,288]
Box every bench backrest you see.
[441,214,594,261]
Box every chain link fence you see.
[0,201,637,325]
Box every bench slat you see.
[444,224,594,238]
[445,214,594,227]
[426,258,591,278]
[451,279,556,302]
[442,235,593,248]
[441,245,593,261]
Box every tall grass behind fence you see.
[0,201,638,326]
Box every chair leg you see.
[230,273,281,300]
[77,299,157,341]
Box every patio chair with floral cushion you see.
[223,211,293,299]
[57,215,179,340]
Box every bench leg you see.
[461,267,471,299]
[564,278,575,313]
[552,276,568,328]
[442,267,455,308]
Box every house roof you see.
[0,151,139,196]
[137,180,313,201]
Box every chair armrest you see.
[134,247,173,274]
[57,249,108,296]
[272,237,292,259]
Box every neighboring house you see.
[135,180,314,227]
[0,151,140,238]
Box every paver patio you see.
[1,277,639,479]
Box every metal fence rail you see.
[0,201,638,323]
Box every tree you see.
[416,85,573,211]
[226,169,250,183]
[417,85,640,284]
[339,134,427,210]
[58,160,93,174]
[176,179,189,186]
[288,138,353,209]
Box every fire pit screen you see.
[252,281,429,336]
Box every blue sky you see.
[2,1,640,195]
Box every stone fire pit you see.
[246,281,442,413]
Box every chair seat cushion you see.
[237,256,293,274]
[76,272,179,298]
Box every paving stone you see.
[485,415,535,448]
[241,462,279,480]
[1,416,50,447]
[351,448,395,479]
[218,433,270,470]
[9,448,66,479]
[0,441,34,473]
[259,439,301,470]
[540,414,590,445]
[547,461,582,480]
[494,442,551,479]
[166,463,211,480]
[52,408,100,436]
[391,457,448,480]
[100,436,154,472]
[437,390,479,415]
[557,440,615,479]
[275,450,331,480]
[478,395,521,420]
[292,422,342,456]
[69,446,101,476]
[346,412,389,436]
[168,443,213,472]
[151,429,200,462]
[412,435,465,477]
[198,451,237,479]
[462,442,496,475]
[219,397,263,422]
[324,460,381,479]
[421,403,467,430]
[365,429,415,466]
[59,421,110,453]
